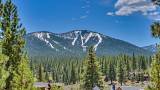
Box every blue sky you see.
[13,0,160,46]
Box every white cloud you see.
[148,11,160,21]
[72,0,91,21]
[115,0,146,7]
[107,0,160,20]
[107,12,114,16]
[80,15,88,19]
[149,11,160,16]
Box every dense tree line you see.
[29,52,152,86]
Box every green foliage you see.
[151,22,160,38]
[145,85,157,90]
[30,54,151,87]
[108,59,116,84]
[132,53,137,71]
[37,64,45,82]
[10,55,34,90]
[150,19,160,90]
[51,85,63,90]
[116,56,125,86]
[70,63,77,84]
[0,0,3,28]
[0,0,34,89]
[0,51,8,89]
[150,53,160,89]
[82,46,103,90]
[152,0,160,5]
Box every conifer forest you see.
[0,0,160,90]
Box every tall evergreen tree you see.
[150,52,160,89]
[82,46,103,90]
[108,60,116,84]
[52,70,55,82]
[38,64,45,82]
[70,63,77,84]
[124,55,130,80]
[103,58,108,75]
[151,22,160,38]
[0,43,8,89]
[149,20,160,90]
[140,56,147,70]
[10,54,34,90]
[132,53,137,71]
[117,56,125,86]
[0,0,3,22]
[0,1,7,89]
[152,0,160,5]
[45,71,49,81]
[1,0,33,89]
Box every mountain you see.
[25,30,153,57]
[142,44,157,53]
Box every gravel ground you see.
[110,86,144,90]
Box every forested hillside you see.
[30,54,152,86]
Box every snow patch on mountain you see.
[85,33,93,43]
[49,43,54,49]
[93,33,102,50]
[33,32,55,49]
[70,31,103,51]
[82,32,102,51]
[72,31,81,46]
[53,40,59,44]
[33,32,45,41]
[47,33,50,38]
[80,34,87,51]
[32,30,103,52]
[64,47,66,50]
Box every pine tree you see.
[103,58,108,75]
[151,22,160,38]
[117,56,125,86]
[52,71,55,82]
[131,53,136,81]
[82,46,103,90]
[45,71,49,81]
[0,43,8,89]
[1,0,33,89]
[150,53,160,89]
[38,64,45,82]
[148,20,160,90]
[132,53,137,71]
[152,0,160,5]
[0,1,6,89]
[108,60,116,84]
[140,56,147,70]
[0,0,3,23]
[70,63,77,84]
[124,55,130,80]
[10,54,34,90]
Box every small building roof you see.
[34,82,49,88]
[93,86,100,90]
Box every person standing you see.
[112,84,115,90]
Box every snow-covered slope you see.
[25,30,153,57]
